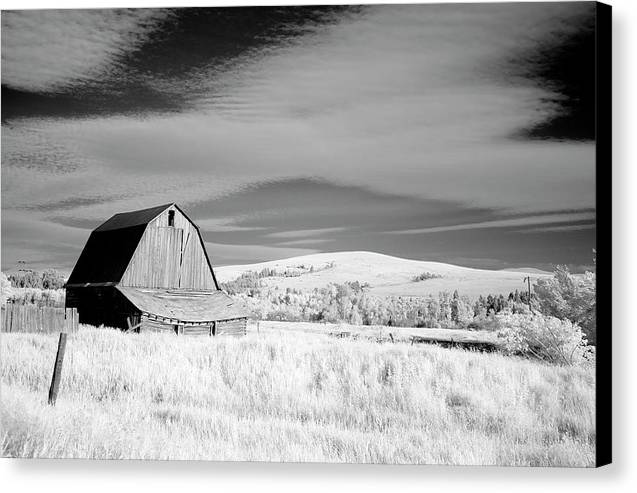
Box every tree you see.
[41,269,66,289]
[1,272,13,304]
[533,265,596,344]
[451,291,473,327]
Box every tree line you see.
[7,269,66,290]
[227,263,597,357]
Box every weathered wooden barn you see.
[65,203,248,336]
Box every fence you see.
[1,303,78,334]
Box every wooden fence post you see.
[48,332,67,405]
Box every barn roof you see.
[95,203,173,232]
[116,287,248,322]
[68,204,175,285]
[66,202,218,288]
[67,225,148,285]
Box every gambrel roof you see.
[66,203,217,288]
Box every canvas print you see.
[0,2,611,466]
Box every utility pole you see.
[523,276,532,313]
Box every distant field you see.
[251,320,500,348]
[1,326,594,465]
[216,251,552,298]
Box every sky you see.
[1,3,597,273]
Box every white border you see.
[1,0,634,491]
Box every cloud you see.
[267,227,348,239]
[4,109,592,215]
[386,212,596,235]
[273,238,333,247]
[517,224,595,234]
[186,178,497,236]
[195,217,268,234]
[2,5,596,213]
[1,9,167,92]
[1,6,362,121]
[1,4,597,269]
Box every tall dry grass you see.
[0,327,595,465]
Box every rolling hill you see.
[215,251,552,299]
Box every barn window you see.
[168,210,175,227]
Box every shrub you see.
[533,266,596,344]
[220,271,264,295]
[412,272,442,282]
[495,312,592,366]
[4,287,65,307]
[220,263,336,295]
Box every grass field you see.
[0,326,595,465]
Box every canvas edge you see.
[595,0,612,469]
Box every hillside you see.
[215,251,551,299]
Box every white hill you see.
[215,251,552,299]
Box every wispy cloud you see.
[195,218,268,234]
[267,227,348,239]
[517,223,596,234]
[273,238,333,247]
[386,212,596,235]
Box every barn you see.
[65,203,248,336]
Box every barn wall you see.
[216,318,247,337]
[66,286,138,329]
[138,314,246,337]
[183,325,213,336]
[178,230,217,289]
[139,315,178,334]
[120,206,217,290]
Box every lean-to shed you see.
[65,203,248,336]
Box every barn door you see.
[120,226,184,288]
[161,227,183,287]
[146,227,183,288]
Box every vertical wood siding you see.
[121,227,182,288]
[1,304,78,334]
[120,207,216,290]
